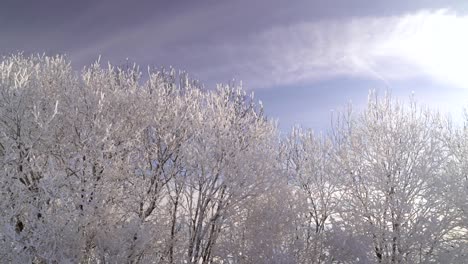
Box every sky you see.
[2,0,468,132]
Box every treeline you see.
[0,55,466,263]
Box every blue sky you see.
[2,0,468,132]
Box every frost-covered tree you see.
[0,54,278,263]
[333,92,464,263]
[1,54,467,263]
[283,127,344,263]
[441,115,468,263]
[181,86,278,263]
[0,55,80,263]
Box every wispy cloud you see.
[68,7,468,90]
[202,9,468,89]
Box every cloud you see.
[196,9,468,89]
[68,7,468,90]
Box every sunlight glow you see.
[379,10,468,88]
